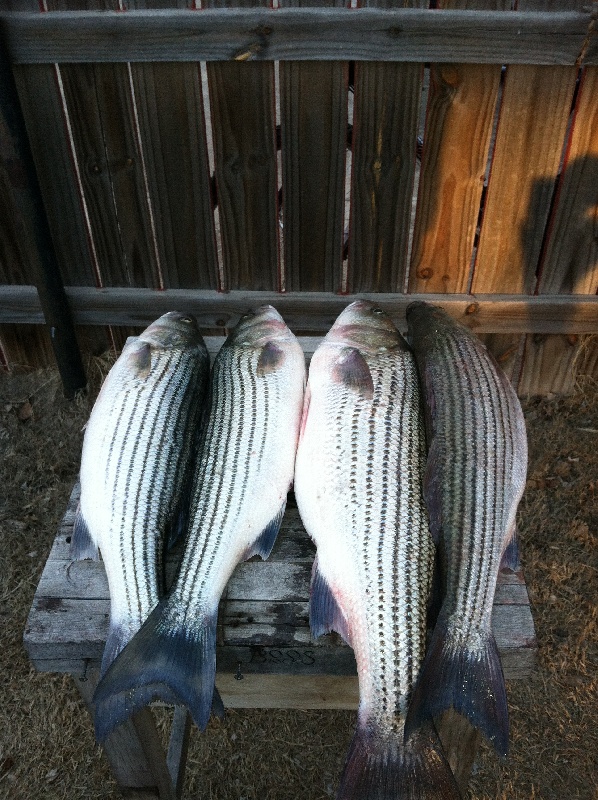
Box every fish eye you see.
[180,315,193,324]
[372,307,383,315]
[240,312,252,321]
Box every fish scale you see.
[294,300,460,800]
[405,301,527,760]
[73,312,210,676]
[92,305,306,742]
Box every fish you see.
[294,300,460,800]
[72,311,210,675]
[404,301,528,758]
[92,305,306,741]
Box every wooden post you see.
[0,35,86,397]
[74,667,177,800]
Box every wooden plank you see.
[0,324,55,368]
[409,60,501,293]
[92,60,163,288]
[126,57,218,290]
[471,1,580,294]
[280,54,348,291]
[75,667,176,799]
[517,332,584,395]
[166,706,191,800]
[2,286,597,334]
[2,8,598,65]
[215,673,360,709]
[205,0,278,292]
[537,66,598,295]
[348,0,424,292]
[24,483,536,682]
[409,0,505,294]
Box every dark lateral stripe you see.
[119,353,175,618]
[198,347,256,594]
[135,350,196,611]
[180,346,239,599]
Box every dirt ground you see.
[0,360,596,800]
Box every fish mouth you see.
[142,311,202,347]
[325,301,404,353]
[231,305,291,347]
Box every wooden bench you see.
[24,482,537,799]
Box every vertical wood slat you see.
[485,0,589,396]
[128,0,218,290]
[471,0,579,296]
[280,0,349,293]
[408,0,508,295]
[537,66,598,296]
[471,63,578,294]
[348,0,425,294]
[205,0,278,292]
[127,61,218,290]
[519,64,598,395]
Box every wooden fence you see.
[0,1,597,395]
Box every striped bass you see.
[405,302,528,758]
[294,301,460,800]
[72,311,209,675]
[93,305,306,741]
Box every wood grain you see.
[207,60,279,290]
[517,332,595,395]
[126,59,219,290]
[471,63,578,294]
[409,0,503,294]
[280,45,348,291]
[349,0,424,292]
[537,66,598,296]
[2,286,597,334]
[24,482,537,683]
[76,667,176,799]
[3,8,597,65]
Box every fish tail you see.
[100,620,133,675]
[336,723,461,800]
[405,619,508,758]
[93,599,218,742]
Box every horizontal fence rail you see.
[1,8,597,66]
[2,286,597,335]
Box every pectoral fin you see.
[332,348,373,400]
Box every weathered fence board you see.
[3,8,598,65]
[348,0,425,294]
[127,59,219,289]
[280,0,349,292]
[206,0,279,292]
[471,65,578,295]
[409,59,501,294]
[24,483,537,684]
[208,59,279,290]
[2,286,598,334]
[409,0,507,295]
[537,65,598,296]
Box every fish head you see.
[406,301,455,352]
[228,305,294,349]
[324,300,406,354]
[140,311,205,350]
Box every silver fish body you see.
[294,301,459,800]
[405,301,528,758]
[74,311,210,673]
[93,305,306,740]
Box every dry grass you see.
[0,365,596,800]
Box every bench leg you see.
[435,709,482,796]
[74,667,183,800]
